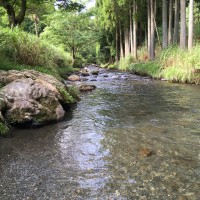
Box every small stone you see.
[178,195,187,200]
[81,70,90,76]
[138,147,154,157]
[139,196,147,200]
[68,75,81,82]
[80,78,88,81]
[90,70,99,75]
[78,84,96,92]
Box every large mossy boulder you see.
[0,70,78,135]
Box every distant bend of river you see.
[0,69,200,200]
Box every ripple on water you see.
[0,70,200,199]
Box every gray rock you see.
[0,70,77,130]
[80,77,88,81]
[80,69,90,77]
[90,70,99,75]
[68,75,81,82]
[1,78,65,126]
[78,84,96,92]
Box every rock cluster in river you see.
[66,67,98,92]
[0,70,78,134]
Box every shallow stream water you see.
[0,68,200,199]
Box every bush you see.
[0,122,9,136]
[129,45,200,84]
[118,55,136,71]
[159,45,200,83]
[0,27,72,72]
[130,61,161,78]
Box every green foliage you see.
[0,28,72,69]
[0,27,74,81]
[20,17,46,35]
[0,7,7,27]
[118,55,136,71]
[41,11,98,65]
[0,122,9,136]
[128,45,200,84]
[58,87,78,104]
[67,85,80,100]
[159,45,200,83]
[130,61,161,78]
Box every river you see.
[0,68,199,199]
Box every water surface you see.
[0,70,199,199]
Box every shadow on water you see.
[0,69,200,199]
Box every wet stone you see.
[138,148,154,157]
[68,75,81,82]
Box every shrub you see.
[118,55,136,71]
[0,28,72,71]
[159,45,200,83]
[0,122,9,136]
[129,45,200,84]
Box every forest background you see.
[0,0,200,84]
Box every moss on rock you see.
[0,121,9,136]
[58,87,79,104]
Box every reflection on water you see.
[0,71,200,199]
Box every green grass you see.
[58,87,78,104]
[0,28,72,69]
[116,45,200,84]
[130,61,161,78]
[0,27,74,80]
[0,56,63,80]
[0,122,9,136]
[118,55,136,71]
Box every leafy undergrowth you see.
[159,46,200,84]
[130,61,161,78]
[0,27,74,80]
[117,45,200,84]
[0,122,9,136]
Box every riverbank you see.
[1,68,199,199]
[0,70,80,136]
[105,46,200,84]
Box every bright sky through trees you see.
[86,0,95,9]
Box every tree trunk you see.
[119,22,124,59]
[180,0,186,48]
[2,0,27,28]
[168,0,173,45]
[173,0,179,44]
[133,2,137,59]
[148,0,151,58]
[34,14,39,37]
[72,46,75,66]
[115,26,119,62]
[2,1,16,28]
[124,27,130,57]
[16,0,27,25]
[130,8,134,55]
[188,0,194,49]
[162,0,168,48]
[150,0,155,60]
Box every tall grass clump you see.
[127,45,200,84]
[118,55,136,71]
[130,61,161,78]
[159,45,200,83]
[0,122,9,136]
[0,28,72,74]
